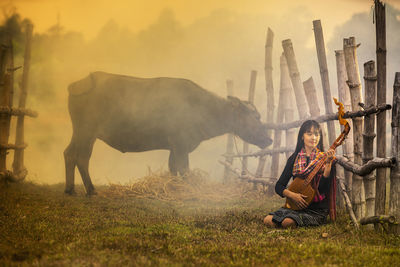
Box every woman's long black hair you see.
[293,120,324,157]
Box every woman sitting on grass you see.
[264,120,336,229]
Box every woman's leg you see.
[263,215,277,228]
[281,218,297,229]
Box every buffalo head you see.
[227,96,272,149]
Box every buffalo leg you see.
[64,137,78,195]
[168,149,189,175]
[76,137,96,195]
[168,150,178,175]
[177,152,189,175]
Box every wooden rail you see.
[0,23,36,183]
[264,104,390,130]
[0,106,38,117]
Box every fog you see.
[1,2,399,185]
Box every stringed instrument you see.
[285,98,350,210]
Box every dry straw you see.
[103,169,268,202]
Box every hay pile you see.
[103,169,266,201]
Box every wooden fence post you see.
[281,54,296,159]
[363,60,377,218]
[303,77,320,117]
[335,49,358,212]
[223,80,235,184]
[0,34,13,174]
[282,39,309,119]
[335,50,354,202]
[270,54,290,180]
[374,0,387,218]
[343,37,364,219]
[12,23,33,179]
[256,27,274,177]
[303,77,329,150]
[313,20,336,145]
[389,72,400,235]
[241,70,257,175]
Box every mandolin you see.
[284,98,350,210]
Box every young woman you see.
[264,120,336,228]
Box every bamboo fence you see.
[375,0,387,219]
[220,0,400,233]
[0,24,37,182]
[256,28,274,177]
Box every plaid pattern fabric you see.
[292,148,326,202]
[269,207,328,227]
[292,148,325,178]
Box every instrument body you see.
[285,177,316,210]
[284,99,350,210]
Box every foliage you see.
[0,181,399,266]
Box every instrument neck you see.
[303,123,350,185]
[304,154,326,184]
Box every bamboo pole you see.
[335,156,393,176]
[12,23,33,180]
[281,54,296,159]
[389,73,400,235]
[270,56,288,180]
[0,107,37,117]
[256,28,274,177]
[374,0,387,218]
[284,102,296,160]
[360,215,395,225]
[338,178,359,229]
[335,164,346,211]
[0,143,27,150]
[241,70,257,174]
[0,73,12,151]
[226,150,393,176]
[333,52,348,210]
[0,42,7,173]
[219,160,274,186]
[363,60,377,218]
[263,104,390,130]
[0,79,11,173]
[343,37,364,219]
[313,20,336,145]
[9,33,14,116]
[224,147,294,158]
[282,39,309,119]
[303,77,329,150]
[335,50,355,202]
[223,80,235,184]
[269,108,283,180]
[303,77,320,117]
[0,34,12,174]
[264,27,275,129]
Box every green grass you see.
[0,181,399,266]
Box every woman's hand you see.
[325,148,335,164]
[289,192,308,209]
[323,148,336,177]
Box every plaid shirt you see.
[292,148,325,177]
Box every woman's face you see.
[303,126,320,150]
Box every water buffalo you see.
[64,72,272,195]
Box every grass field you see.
[1,174,399,266]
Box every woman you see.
[264,120,336,228]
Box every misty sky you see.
[3,0,398,39]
